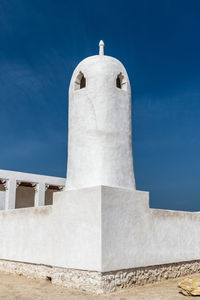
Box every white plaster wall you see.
[101,186,200,271]
[0,206,53,265]
[66,55,135,190]
[52,187,102,270]
[0,186,200,272]
[0,187,102,271]
[0,169,65,186]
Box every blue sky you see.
[0,0,200,211]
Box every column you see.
[34,182,46,207]
[5,179,17,210]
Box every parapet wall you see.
[0,187,102,270]
[0,185,200,293]
[100,186,200,271]
[0,205,53,265]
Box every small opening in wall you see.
[74,71,86,90]
[45,185,62,206]
[116,76,121,88]
[15,182,35,209]
[80,75,86,89]
[116,73,127,91]
[46,276,52,282]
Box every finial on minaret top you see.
[99,40,104,55]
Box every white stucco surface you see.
[0,186,101,270]
[66,54,135,190]
[0,186,200,272]
[101,186,200,271]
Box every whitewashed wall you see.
[0,187,101,270]
[0,186,200,272]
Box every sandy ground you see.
[0,271,199,300]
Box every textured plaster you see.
[66,55,135,190]
[0,186,200,274]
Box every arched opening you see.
[116,76,121,88]
[80,75,86,89]
[116,73,127,91]
[74,71,86,90]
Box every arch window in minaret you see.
[74,71,86,90]
[116,72,127,91]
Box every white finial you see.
[99,40,104,55]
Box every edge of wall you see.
[0,259,200,294]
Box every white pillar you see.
[34,182,45,207]
[5,179,17,210]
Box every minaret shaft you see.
[66,45,135,190]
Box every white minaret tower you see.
[54,41,148,278]
[66,41,136,190]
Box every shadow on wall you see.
[45,187,60,205]
[15,185,35,208]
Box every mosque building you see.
[0,41,200,294]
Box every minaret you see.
[66,41,135,190]
[53,41,149,280]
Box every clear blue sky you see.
[0,0,200,211]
